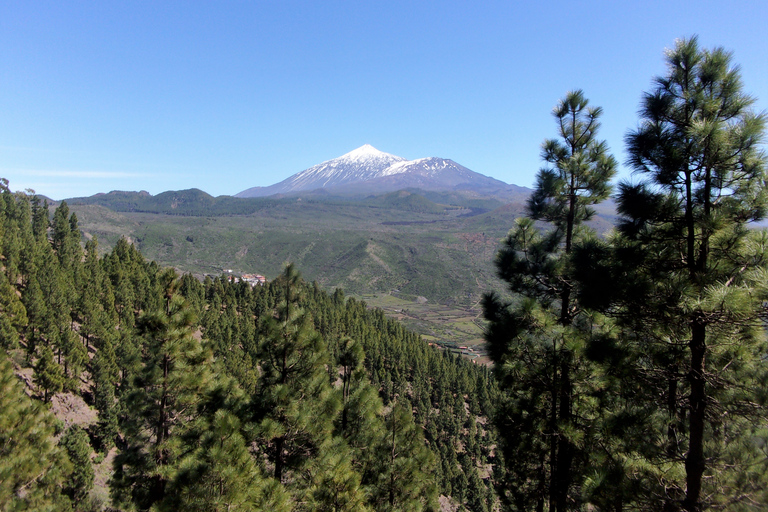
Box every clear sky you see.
[2,1,767,200]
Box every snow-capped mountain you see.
[236,145,406,198]
[235,145,517,198]
[345,157,511,194]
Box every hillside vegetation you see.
[67,187,614,352]
[0,183,498,511]
[65,191,512,347]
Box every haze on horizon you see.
[2,1,767,200]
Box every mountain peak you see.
[235,145,515,199]
[347,143,379,155]
[234,145,407,197]
[338,144,398,163]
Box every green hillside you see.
[69,191,521,303]
[68,188,617,349]
[0,187,498,510]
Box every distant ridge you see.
[235,145,520,199]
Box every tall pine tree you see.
[0,355,73,511]
[251,264,340,485]
[483,90,616,511]
[574,36,768,511]
[112,270,214,510]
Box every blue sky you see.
[2,1,767,199]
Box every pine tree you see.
[35,241,73,368]
[0,355,73,511]
[92,333,120,451]
[0,270,27,348]
[341,376,387,472]
[369,400,438,512]
[22,273,48,356]
[51,201,83,270]
[252,264,340,484]
[483,90,616,510]
[306,437,372,512]
[61,329,87,390]
[30,194,49,242]
[13,192,38,288]
[0,188,24,286]
[574,36,768,510]
[159,379,291,512]
[78,238,111,348]
[34,343,65,402]
[332,339,396,504]
[60,424,95,509]
[112,270,214,510]
[338,336,365,432]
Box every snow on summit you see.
[338,144,398,163]
[285,145,407,191]
[234,144,514,198]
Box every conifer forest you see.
[2,37,768,511]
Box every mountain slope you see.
[236,144,406,197]
[235,145,518,199]
[333,157,513,196]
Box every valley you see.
[68,193,516,349]
[68,187,617,353]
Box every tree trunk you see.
[536,449,546,512]
[390,410,397,508]
[274,436,285,483]
[667,363,678,458]
[549,344,559,511]
[683,318,706,512]
[554,358,573,512]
